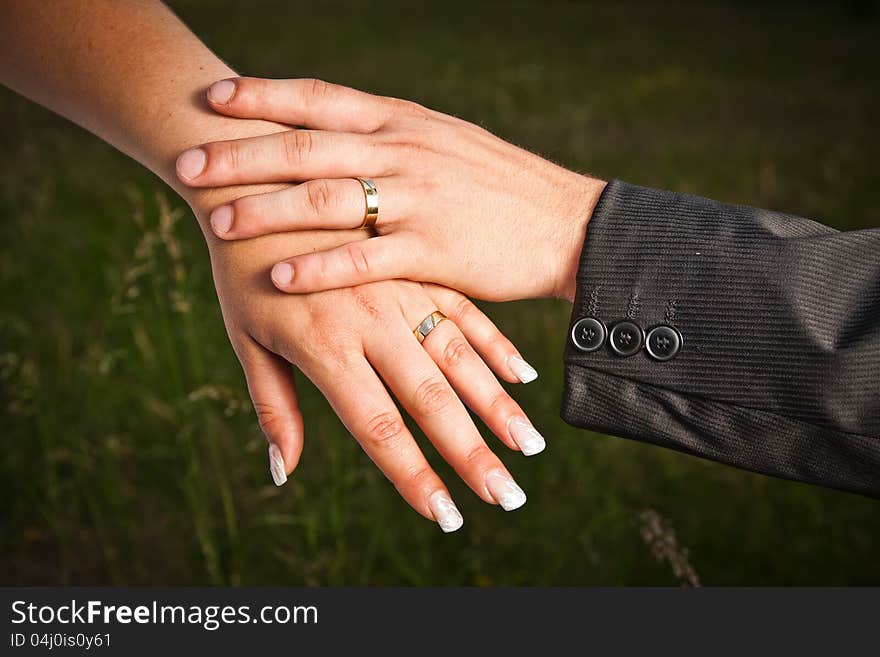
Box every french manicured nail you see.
[210,205,234,236]
[176,147,206,181]
[428,491,464,533]
[268,443,287,486]
[208,79,236,104]
[507,355,538,383]
[508,417,546,456]
[271,262,294,286]
[485,469,527,511]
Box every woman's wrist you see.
[553,175,607,303]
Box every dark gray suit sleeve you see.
[561,179,880,498]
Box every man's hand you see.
[178,77,608,303]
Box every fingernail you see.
[485,469,527,511]
[507,355,538,383]
[271,262,294,286]
[268,443,287,486]
[507,417,546,456]
[176,147,206,181]
[208,79,236,104]
[428,491,464,533]
[210,205,234,236]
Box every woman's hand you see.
[196,201,544,532]
[0,0,543,534]
[176,77,607,303]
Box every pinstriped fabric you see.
[561,180,880,497]
[561,365,880,498]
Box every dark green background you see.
[1,1,878,585]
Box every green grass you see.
[1,1,879,585]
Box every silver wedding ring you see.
[414,311,448,344]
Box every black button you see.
[645,325,682,361]
[609,321,644,357]
[571,317,607,352]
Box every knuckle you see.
[384,96,410,117]
[403,465,436,492]
[363,411,405,449]
[304,77,332,103]
[210,141,237,175]
[390,97,425,118]
[452,296,476,323]
[304,179,333,216]
[488,391,513,414]
[405,102,434,122]
[227,143,239,173]
[345,242,372,276]
[315,251,331,286]
[407,100,429,114]
[282,129,314,168]
[442,337,470,368]
[353,289,382,320]
[253,401,285,437]
[325,345,362,374]
[309,342,362,379]
[413,377,454,416]
[462,443,492,470]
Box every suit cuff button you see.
[645,325,682,361]
[571,317,607,352]
[609,321,644,356]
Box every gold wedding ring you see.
[357,177,379,228]
[413,311,448,344]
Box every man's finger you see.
[271,236,416,293]
[176,129,387,187]
[206,77,396,133]
[208,177,407,240]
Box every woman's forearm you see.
[0,0,551,523]
[0,0,362,256]
[2,1,246,196]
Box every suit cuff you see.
[558,179,879,497]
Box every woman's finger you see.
[418,319,546,456]
[209,177,407,240]
[176,129,388,187]
[234,337,305,486]
[270,235,418,293]
[365,322,528,511]
[302,351,464,533]
[205,77,396,133]
[430,286,539,385]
